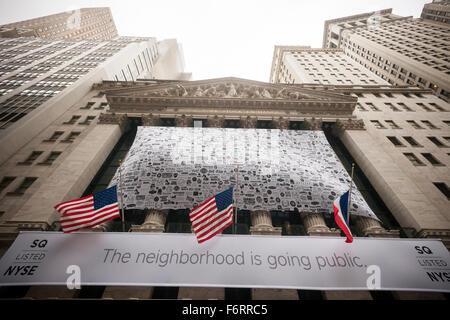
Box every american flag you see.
[55,186,120,233]
[190,188,233,243]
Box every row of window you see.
[80,102,108,110]
[17,151,61,166]
[358,101,446,112]
[0,177,36,196]
[43,131,80,143]
[370,119,446,130]
[387,136,450,148]
[63,115,96,125]
[403,152,446,167]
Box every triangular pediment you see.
[105,77,355,103]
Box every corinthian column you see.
[249,210,281,236]
[240,116,257,128]
[102,209,169,300]
[272,117,290,130]
[130,209,168,233]
[175,114,193,127]
[249,210,297,299]
[355,216,400,238]
[207,115,225,128]
[141,113,161,126]
[300,212,340,237]
[303,117,323,130]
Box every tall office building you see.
[0,36,189,168]
[322,5,450,102]
[0,7,118,40]
[270,46,388,85]
[421,0,450,25]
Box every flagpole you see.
[234,163,239,234]
[347,162,355,225]
[118,159,126,232]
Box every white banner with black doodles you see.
[0,232,449,292]
[109,126,378,220]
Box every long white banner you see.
[0,232,449,292]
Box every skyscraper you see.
[322,6,450,102]
[0,7,118,40]
[421,0,450,25]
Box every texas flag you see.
[333,191,354,243]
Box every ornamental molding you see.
[98,112,130,132]
[333,118,366,134]
[104,77,356,117]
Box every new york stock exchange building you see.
[0,77,449,301]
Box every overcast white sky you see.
[0,0,429,81]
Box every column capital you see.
[272,117,290,130]
[130,209,168,233]
[175,114,193,127]
[90,220,114,232]
[207,115,225,128]
[141,113,161,126]
[98,112,130,132]
[303,117,323,130]
[416,229,450,250]
[17,222,50,232]
[240,116,257,129]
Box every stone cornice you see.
[333,118,366,135]
[322,8,393,47]
[98,112,130,132]
[103,77,357,118]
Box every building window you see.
[407,120,423,129]
[79,115,96,125]
[43,131,64,143]
[421,120,438,129]
[416,103,433,112]
[94,102,108,110]
[387,136,404,147]
[433,182,450,200]
[427,137,448,148]
[421,153,444,166]
[366,103,380,111]
[429,103,446,112]
[61,131,81,143]
[398,103,413,111]
[6,177,37,196]
[428,82,438,90]
[37,152,62,166]
[356,103,367,111]
[63,115,81,125]
[0,177,16,193]
[403,153,425,166]
[370,120,385,129]
[80,102,95,109]
[17,151,43,165]
[403,136,422,147]
[385,103,400,112]
[385,120,401,129]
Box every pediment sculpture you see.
[143,82,316,100]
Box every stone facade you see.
[0,76,449,300]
